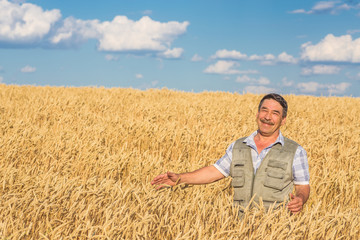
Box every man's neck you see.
[255,130,280,144]
[254,130,280,154]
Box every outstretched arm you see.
[151,165,225,190]
[287,184,310,214]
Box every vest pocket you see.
[266,168,284,179]
[232,169,245,187]
[264,160,287,191]
[264,176,284,191]
[267,159,288,170]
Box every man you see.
[151,93,310,214]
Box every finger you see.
[289,193,295,200]
[151,174,167,185]
[287,199,302,212]
[151,178,167,185]
[154,173,167,180]
[288,205,302,214]
[287,202,300,209]
[288,195,301,206]
[287,199,297,206]
[288,202,301,209]
[156,184,171,190]
[289,209,301,214]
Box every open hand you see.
[151,172,180,190]
[287,193,304,214]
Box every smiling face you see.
[256,99,286,137]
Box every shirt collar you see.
[243,130,284,147]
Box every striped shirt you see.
[214,131,310,185]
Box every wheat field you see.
[0,84,359,239]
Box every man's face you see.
[256,99,286,137]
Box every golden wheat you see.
[0,84,359,239]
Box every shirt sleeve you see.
[292,145,310,185]
[213,141,235,177]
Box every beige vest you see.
[230,136,298,210]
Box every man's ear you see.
[281,117,287,126]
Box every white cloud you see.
[282,77,294,87]
[258,77,270,85]
[105,54,119,61]
[157,47,184,59]
[138,80,159,90]
[51,15,189,54]
[135,73,143,79]
[142,10,152,15]
[301,65,341,75]
[151,80,158,86]
[249,53,276,62]
[11,0,27,3]
[204,60,241,74]
[0,76,3,83]
[209,50,297,65]
[263,54,276,60]
[0,1,189,58]
[21,65,36,73]
[249,52,296,65]
[50,17,99,46]
[278,52,298,64]
[0,0,61,43]
[290,1,355,15]
[311,1,338,13]
[260,60,276,66]
[337,3,352,11]
[297,81,351,94]
[191,54,203,62]
[328,82,351,94]
[236,75,270,85]
[290,9,307,14]
[211,49,247,60]
[301,34,360,63]
[238,69,260,74]
[347,29,360,35]
[236,75,252,83]
[243,85,276,94]
[95,16,189,53]
[297,82,319,93]
[248,54,262,61]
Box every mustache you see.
[260,118,274,125]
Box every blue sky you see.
[1,0,360,96]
